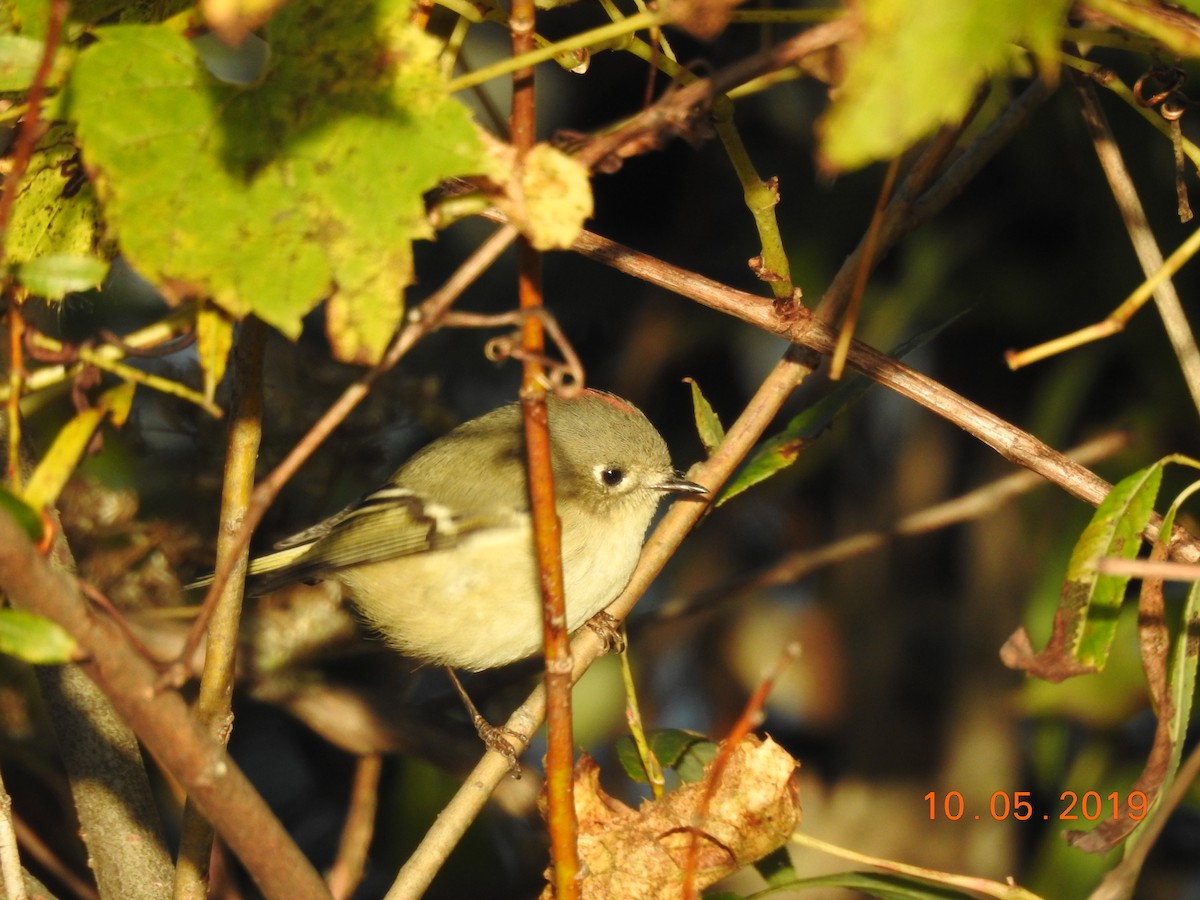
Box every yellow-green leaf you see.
[820,0,1070,171]
[196,303,234,406]
[23,382,136,510]
[17,253,108,300]
[67,1,485,364]
[685,377,724,455]
[0,609,80,664]
[5,125,103,273]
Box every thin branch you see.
[658,432,1129,622]
[816,79,1051,324]
[568,227,1200,566]
[1007,73,1200,417]
[0,513,331,898]
[0,0,68,486]
[174,319,266,899]
[0,0,67,265]
[573,16,856,172]
[328,754,383,900]
[790,831,1043,900]
[13,810,98,900]
[508,0,581,887]
[682,640,799,900]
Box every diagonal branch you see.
[0,513,332,898]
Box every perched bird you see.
[221,389,706,671]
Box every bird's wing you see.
[252,485,512,593]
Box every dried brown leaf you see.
[542,734,800,899]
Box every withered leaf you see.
[542,734,801,899]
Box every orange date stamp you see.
[924,790,1149,822]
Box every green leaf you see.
[720,312,967,506]
[685,377,724,455]
[615,728,716,784]
[17,253,108,299]
[820,0,1071,170]
[5,125,103,271]
[67,0,485,364]
[1069,464,1162,670]
[0,34,70,90]
[0,485,45,544]
[718,386,845,506]
[23,382,137,511]
[0,609,80,664]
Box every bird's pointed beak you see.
[653,472,708,496]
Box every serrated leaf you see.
[5,125,103,269]
[0,609,79,664]
[820,0,1071,171]
[66,1,484,364]
[23,382,136,511]
[686,377,724,455]
[17,253,108,299]
[1069,464,1162,670]
[0,486,45,543]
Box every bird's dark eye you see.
[599,466,625,487]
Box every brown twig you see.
[0,767,25,900]
[567,228,1150,540]
[0,0,67,263]
[815,81,1044,325]
[0,0,67,486]
[573,16,856,172]
[328,754,383,900]
[12,810,98,900]
[0,512,331,898]
[440,308,585,394]
[509,0,581,887]
[829,155,900,379]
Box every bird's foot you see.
[585,611,626,654]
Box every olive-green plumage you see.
[234,390,705,670]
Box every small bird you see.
[226,389,706,671]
